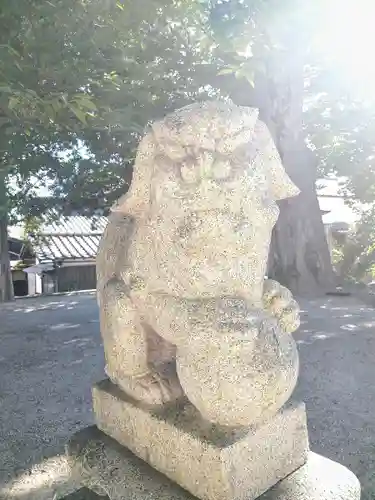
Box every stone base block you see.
[66,426,360,500]
[92,379,309,500]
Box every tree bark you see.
[0,173,14,302]
[224,22,334,295]
[256,33,334,295]
[256,79,333,294]
[267,148,334,295]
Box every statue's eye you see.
[180,157,201,184]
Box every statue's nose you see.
[199,157,231,182]
[180,153,232,186]
[198,177,221,194]
[211,159,232,181]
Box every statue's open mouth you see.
[176,210,250,241]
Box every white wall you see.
[27,272,42,295]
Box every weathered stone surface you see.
[93,379,308,500]
[96,100,301,426]
[66,426,360,500]
[261,452,361,500]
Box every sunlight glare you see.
[0,455,75,498]
[319,0,375,96]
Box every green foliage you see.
[303,12,375,281]
[0,0,352,298]
[1,0,223,217]
[1,0,374,248]
[329,208,375,283]
[0,0,322,218]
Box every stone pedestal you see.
[92,379,308,500]
[66,426,360,500]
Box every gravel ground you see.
[0,292,374,499]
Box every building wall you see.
[27,272,42,295]
[11,269,28,297]
[42,272,57,294]
[56,264,97,292]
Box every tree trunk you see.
[228,72,334,294]
[215,37,334,294]
[252,21,334,295]
[0,173,14,302]
[267,147,334,295]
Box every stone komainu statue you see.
[96,101,300,427]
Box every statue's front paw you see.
[262,279,300,333]
[110,368,184,405]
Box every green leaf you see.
[69,105,87,124]
[241,69,255,87]
[8,96,19,110]
[217,67,235,76]
[50,99,62,113]
[7,45,21,58]
[79,98,97,111]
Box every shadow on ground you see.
[295,296,375,500]
[0,293,104,499]
[0,293,374,499]
[64,489,108,499]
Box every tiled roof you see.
[32,216,108,262]
[40,216,108,235]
